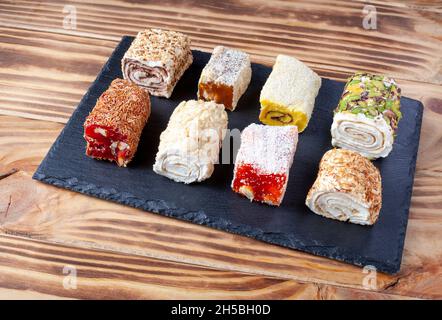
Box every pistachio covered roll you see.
[331,72,402,159]
[306,149,382,225]
[259,55,321,132]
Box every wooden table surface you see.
[0,0,441,300]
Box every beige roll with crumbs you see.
[306,148,382,225]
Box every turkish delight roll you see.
[306,149,382,225]
[231,124,298,206]
[259,54,321,132]
[84,78,151,167]
[198,46,252,111]
[153,100,228,184]
[122,29,193,98]
[331,72,402,159]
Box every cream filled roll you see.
[153,100,228,184]
[331,72,402,159]
[306,149,382,225]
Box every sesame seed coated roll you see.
[84,78,151,167]
[122,29,193,98]
[306,149,382,225]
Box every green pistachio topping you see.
[335,72,402,134]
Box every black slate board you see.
[33,36,423,274]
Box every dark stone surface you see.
[33,36,423,274]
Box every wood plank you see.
[0,0,440,300]
[0,26,115,122]
[0,26,440,123]
[0,233,423,300]
[1,110,441,299]
[0,233,312,299]
[0,0,440,85]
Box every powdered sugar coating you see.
[198,46,251,110]
[235,124,298,175]
[200,46,250,86]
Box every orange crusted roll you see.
[83,79,151,167]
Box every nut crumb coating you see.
[306,148,382,225]
[84,78,151,166]
[122,29,193,98]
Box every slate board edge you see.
[31,36,425,275]
[33,171,396,274]
[391,98,424,274]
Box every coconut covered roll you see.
[84,79,151,167]
[331,72,402,159]
[198,46,251,111]
[231,124,298,206]
[259,54,321,132]
[122,29,193,98]
[153,100,228,184]
[306,149,382,225]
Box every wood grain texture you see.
[0,27,440,123]
[0,26,115,122]
[0,233,423,300]
[0,0,441,299]
[0,233,312,300]
[0,113,441,299]
[0,0,441,122]
[0,0,440,83]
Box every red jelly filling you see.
[232,164,287,205]
[84,124,130,165]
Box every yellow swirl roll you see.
[259,55,321,132]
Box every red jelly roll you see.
[232,124,298,206]
[83,78,151,167]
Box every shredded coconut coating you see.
[122,29,193,98]
[236,124,298,174]
[153,100,228,184]
[259,54,321,131]
[84,78,151,165]
[198,46,251,110]
[306,149,382,225]
[231,124,298,205]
